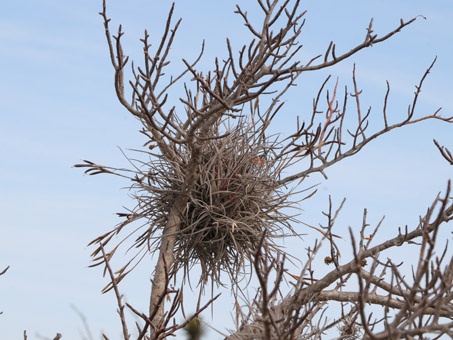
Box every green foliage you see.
[183,316,204,340]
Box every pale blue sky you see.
[1,1,452,339]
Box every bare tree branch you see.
[78,1,453,339]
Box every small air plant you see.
[76,117,302,288]
[173,119,301,285]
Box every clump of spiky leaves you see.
[76,117,301,287]
[174,119,300,285]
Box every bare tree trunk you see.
[149,198,184,333]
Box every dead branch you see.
[99,243,130,340]
[78,1,453,339]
